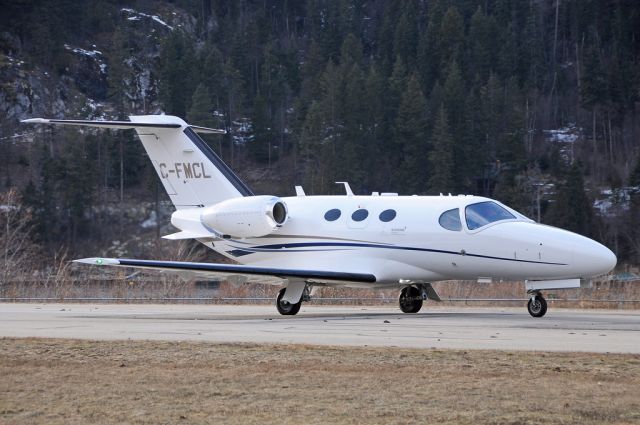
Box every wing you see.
[74,258,377,286]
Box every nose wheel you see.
[527,293,547,318]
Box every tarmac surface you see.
[1,303,639,353]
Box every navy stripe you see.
[116,259,376,283]
[227,249,254,257]
[183,127,254,196]
[237,242,567,266]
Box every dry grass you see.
[1,339,640,424]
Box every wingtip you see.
[73,257,120,266]
[21,118,49,124]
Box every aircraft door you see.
[436,207,472,274]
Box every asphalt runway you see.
[1,303,639,353]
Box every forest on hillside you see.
[1,0,640,274]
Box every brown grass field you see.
[1,338,639,424]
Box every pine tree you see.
[299,101,327,193]
[442,59,464,133]
[159,32,197,116]
[428,104,455,194]
[396,75,428,193]
[393,0,419,69]
[438,6,464,68]
[364,65,386,189]
[629,155,640,190]
[187,83,216,127]
[544,162,594,237]
[248,93,273,163]
[338,63,367,191]
[469,6,498,81]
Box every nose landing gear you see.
[527,292,548,318]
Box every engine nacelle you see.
[201,195,288,238]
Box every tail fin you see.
[22,115,253,209]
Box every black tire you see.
[399,286,423,313]
[527,295,547,318]
[276,288,302,315]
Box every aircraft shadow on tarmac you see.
[74,310,524,322]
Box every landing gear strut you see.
[527,292,548,318]
[276,287,302,315]
[399,286,423,313]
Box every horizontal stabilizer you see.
[73,257,377,285]
[21,118,225,134]
[162,230,216,240]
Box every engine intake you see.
[201,196,288,238]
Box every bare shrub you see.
[0,189,41,292]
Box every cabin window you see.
[324,209,341,221]
[439,208,462,231]
[465,201,516,230]
[379,209,396,222]
[351,209,369,222]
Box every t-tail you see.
[22,115,253,209]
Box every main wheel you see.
[276,287,302,315]
[527,295,547,318]
[399,286,423,313]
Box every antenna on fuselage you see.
[335,182,354,196]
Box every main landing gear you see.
[276,288,302,315]
[276,284,311,315]
[527,292,548,318]
[399,286,423,313]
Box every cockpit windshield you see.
[465,201,516,230]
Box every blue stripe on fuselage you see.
[226,241,568,266]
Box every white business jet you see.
[23,115,617,317]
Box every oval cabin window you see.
[351,209,369,222]
[379,209,396,222]
[324,209,341,221]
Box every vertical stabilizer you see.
[129,115,252,208]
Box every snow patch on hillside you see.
[64,44,108,75]
[121,8,174,30]
[544,124,581,164]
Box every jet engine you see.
[200,195,288,238]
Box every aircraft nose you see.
[574,238,617,277]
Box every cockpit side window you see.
[439,208,462,231]
[465,201,516,230]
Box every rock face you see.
[0,3,193,126]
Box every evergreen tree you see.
[468,7,498,81]
[442,59,465,135]
[364,65,386,189]
[438,6,464,68]
[544,162,594,237]
[629,155,640,190]
[393,0,419,69]
[299,101,327,193]
[428,104,455,194]
[581,43,607,110]
[248,93,273,163]
[159,32,197,116]
[338,63,367,191]
[396,75,428,193]
[187,83,216,127]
